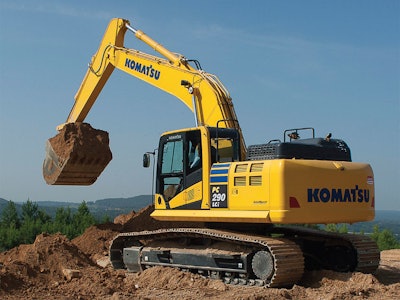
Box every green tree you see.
[100,214,111,224]
[54,207,72,226]
[18,200,52,244]
[36,209,52,224]
[0,199,100,251]
[325,223,348,233]
[0,200,21,250]
[51,207,75,238]
[325,224,337,232]
[1,200,20,228]
[371,225,400,251]
[72,201,95,236]
[19,218,41,244]
[338,224,348,233]
[21,199,39,222]
[0,225,20,251]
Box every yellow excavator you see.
[43,18,379,287]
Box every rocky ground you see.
[1,205,399,299]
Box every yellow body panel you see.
[151,209,270,223]
[267,159,374,223]
[152,158,374,225]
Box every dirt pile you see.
[72,223,122,263]
[114,210,136,226]
[1,205,399,299]
[43,122,112,185]
[0,233,125,299]
[121,205,204,232]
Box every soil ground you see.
[1,206,399,299]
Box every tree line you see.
[325,223,400,251]
[0,199,110,252]
[1,199,399,252]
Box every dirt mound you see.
[72,223,122,263]
[121,204,204,232]
[1,207,399,299]
[0,233,96,296]
[43,122,112,185]
[0,232,131,299]
[114,210,136,225]
[0,233,93,278]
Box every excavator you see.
[43,18,379,287]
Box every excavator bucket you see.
[43,122,112,185]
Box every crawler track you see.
[110,228,304,287]
[110,226,379,288]
[274,226,380,273]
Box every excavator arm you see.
[43,18,245,185]
[63,19,189,126]
[66,18,242,133]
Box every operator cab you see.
[152,126,240,203]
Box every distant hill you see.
[0,198,10,206]
[348,210,400,237]
[0,197,23,215]
[375,210,400,222]
[85,195,153,219]
[92,195,152,209]
[0,195,152,221]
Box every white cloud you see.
[191,22,392,59]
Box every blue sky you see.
[0,0,399,210]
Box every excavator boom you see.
[43,18,244,185]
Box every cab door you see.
[156,129,203,209]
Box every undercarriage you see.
[110,226,380,288]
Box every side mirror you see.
[143,153,151,168]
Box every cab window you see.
[161,139,183,174]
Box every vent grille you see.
[250,176,262,186]
[250,163,264,172]
[235,164,248,173]
[187,189,194,200]
[234,176,246,186]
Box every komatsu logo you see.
[125,58,161,80]
[308,185,370,203]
